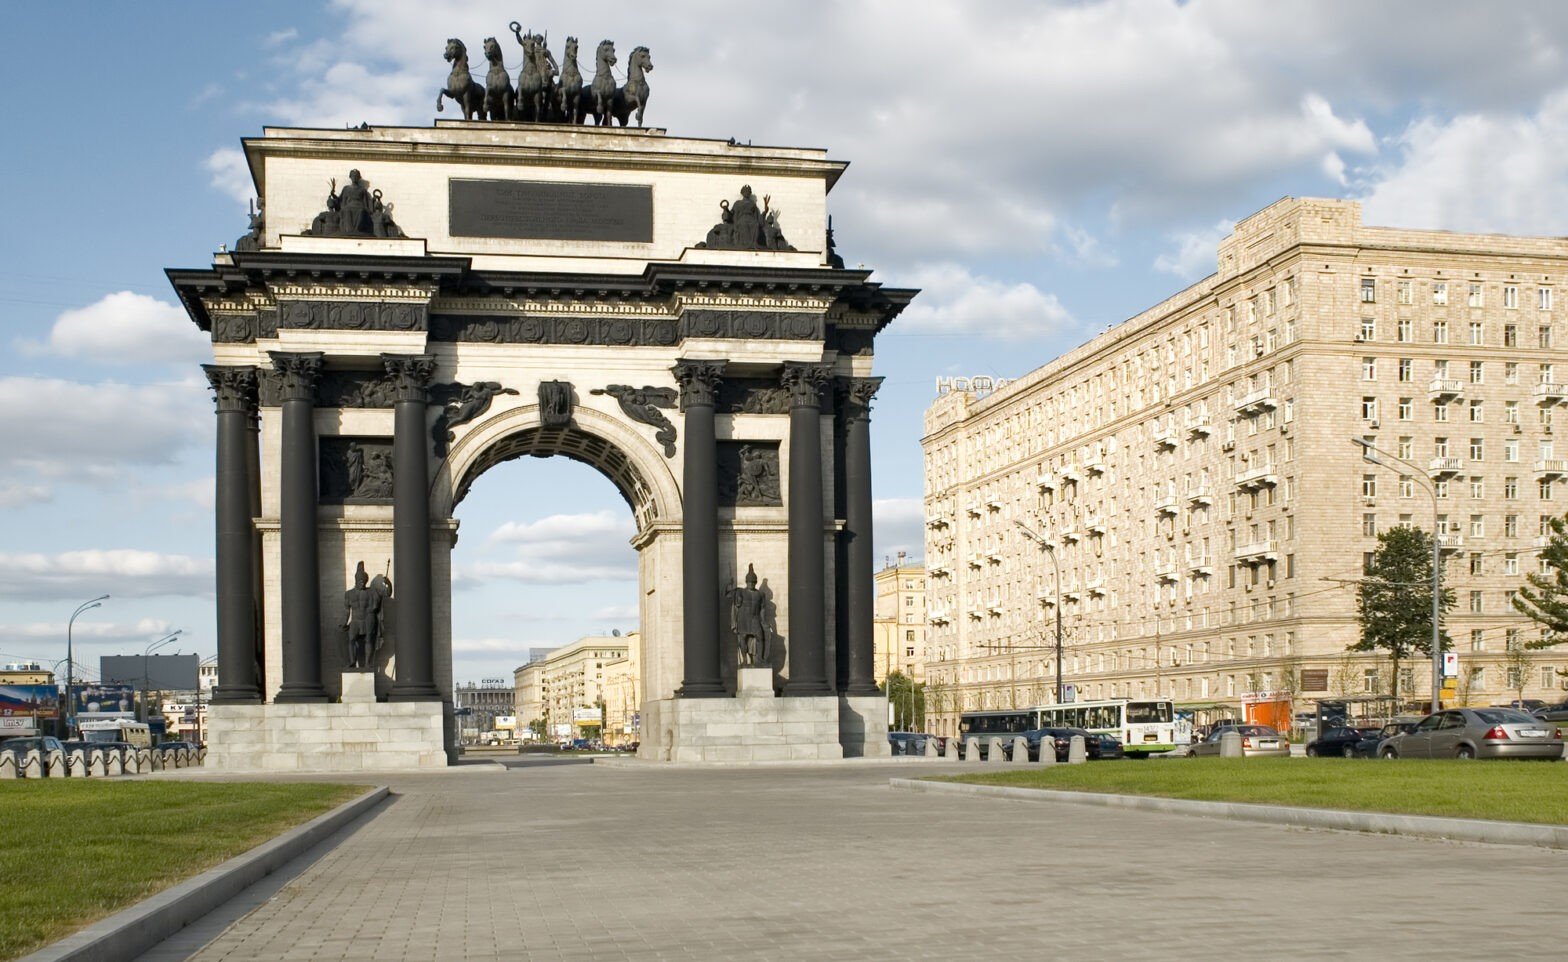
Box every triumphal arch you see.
[169,45,911,768]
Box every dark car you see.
[1306,726,1382,758]
[156,740,200,755]
[1020,727,1122,762]
[1354,721,1416,758]
[0,736,65,775]
[1505,699,1548,712]
[1532,701,1568,722]
[888,732,934,756]
[1195,718,1243,740]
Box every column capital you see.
[202,364,259,415]
[835,376,884,421]
[267,351,325,403]
[780,361,832,409]
[672,359,725,409]
[381,353,438,402]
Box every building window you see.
[1471,629,1486,651]
[1505,552,1520,575]
[1434,282,1448,306]
[1506,362,1520,385]
[1506,401,1520,425]
[1506,440,1519,463]
[1470,514,1485,537]
[1435,479,1449,499]
[1360,277,1376,303]
[1541,325,1554,349]
[1506,513,1519,536]
[1470,321,1485,345]
[1470,591,1484,613]
[1362,668,1380,693]
[1434,320,1448,343]
[1469,361,1484,384]
[1398,398,1413,420]
[1362,357,1377,380]
[1504,323,1519,346]
[1398,436,1414,459]
[1469,400,1484,423]
[1361,318,1376,340]
[1397,358,1412,382]
[1543,666,1557,689]
[1540,287,1553,311]
[1399,476,1414,499]
[1469,438,1484,461]
[1470,477,1485,499]
[1362,474,1378,498]
[1361,397,1378,420]
[1504,285,1518,309]
[1469,284,1483,308]
[1397,280,1413,305]
[1362,514,1377,537]
[1435,437,1450,458]
[1434,403,1448,422]
[1469,551,1483,575]
[1542,479,1555,501]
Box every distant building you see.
[873,557,927,685]
[600,633,642,747]
[454,679,515,735]
[512,635,631,741]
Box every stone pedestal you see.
[838,695,891,758]
[642,668,846,763]
[204,672,445,772]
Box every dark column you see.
[270,351,329,703]
[673,360,726,697]
[840,377,884,696]
[385,354,441,701]
[782,362,833,696]
[832,393,850,692]
[203,365,262,704]
[246,405,265,694]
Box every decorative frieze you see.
[278,300,427,332]
[211,314,257,344]
[429,313,677,346]
[718,441,782,507]
[715,378,791,415]
[680,309,823,341]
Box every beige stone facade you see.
[873,561,927,684]
[511,635,629,741]
[922,198,1568,738]
[601,632,642,746]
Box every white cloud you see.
[0,484,52,509]
[468,510,636,586]
[893,263,1075,341]
[873,497,925,565]
[205,148,254,207]
[1153,219,1235,280]
[0,377,209,481]
[0,550,213,601]
[264,27,299,47]
[1359,89,1568,236]
[30,291,209,368]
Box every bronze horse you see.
[588,39,617,126]
[436,39,485,120]
[612,45,653,127]
[481,37,515,122]
[511,23,558,122]
[558,37,584,124]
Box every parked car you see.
[1379,708,1564,759]
[1020,727,1123,762]
[1189,724,1291,758]
[62,740,134,765]
[1531,701,1568,723]
[0,736,65,775]
[1306,726,1382,758]
[1354,721,1417,758]
[155,740,201,755]
[1194,718,1243,740]
[1502,699,1548,713]
[888,732,935,755]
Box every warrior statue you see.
[728,564,771,668]
[343,561,393,670]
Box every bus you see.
[958,699,1183,757]
[78,720,151,749]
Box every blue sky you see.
[4,1,1568,685]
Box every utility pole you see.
[1015,521,1065,704]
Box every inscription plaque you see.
[449,179,654,242]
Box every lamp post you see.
[1015,521,1065,704]
[1351,438,1444,714]
[141,631,184,726]
[64,595,109,738]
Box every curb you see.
[592,756,961,770]
[888,778,1568,851]
[19,785,390,962]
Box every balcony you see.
[1060,585,1081,603]
[1234,386,1277,416]
[925,513,950,530]
[928,609,950,626]
[1187,485,1214,508]
[1536,459,1568,478]
[1061,528,1082,544]
[1186,414,1213,439]
[1235,539,1279,565]
[1154,493,1180,516]
[985,498,1003,513]
[1035,472,1057,491]
[1082,455,1106,476]
[967,554,984,570]
[1154,559,1179,583]
[1084,515,1107,536]
[1059,467,1082,485]
[1535,382,1568,407]
[1188,555,1214,577]
[1437,533,1465,552]
[1085,576,1106,596]
[984,551,1003,566]
[1428,377,1464,402]
[1235,465,1279,490]
[1036,589,1057,607]
[928,564,950,578]
[1153,427,1178,451]
[964,502,982,519]
[986,603,1005,617]
[1428,457,1463,480]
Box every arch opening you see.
[453,425,660,534]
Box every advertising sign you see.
[572,707,603,723]
[101,654,198,690]
[0,716,36,732]
[71,684,136,719]
[0,684,58,720]
[494,715,517,731]
[1062,684,1077,704]
[1442,652,1459,678]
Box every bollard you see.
[90,750,107,777]
[1038,736,1058,767]
[1067,735,1087,764]
[1011,735,1031,764]
[987,737,1008,764]
[943,737,961,760]
[197,746,207,765]
[47,750,66,778]
[67,749,86,777]
[22,749,42,778]
[106,752,123,777]
[924,736,939,758]
[0,754,15,779]
[138,748,153,772]
[1219,730,1244,757]
[964,737,982,763]
[122,750,138,775]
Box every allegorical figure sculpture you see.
[591,385,678,457]
[234,198,264,252]
[735,444,780,504]
[698,185,795,251]
[343,561,393,670]
[303,170,405,238]
[728,564,772,668]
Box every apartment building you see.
[922,198,1567,737]
[512,634,631,740]
[873,557,928,685]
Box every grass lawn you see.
[0,780,365,961]
[944,757,1568,825]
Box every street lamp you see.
[1351,437,1444,713]
[142,630,184,725]
[1015,520,1065,705]
[64,595,109,737]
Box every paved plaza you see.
[143,759,1566,961]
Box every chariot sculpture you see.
[437,25,653,127]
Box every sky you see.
[4,1,1568,686]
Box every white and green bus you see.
[959,699,1183,757]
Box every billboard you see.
[100,654,199,690]
[71,684,137,719]
[0,684,58,720]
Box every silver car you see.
[1189,724,1292,758]
[1378,708,1564,760]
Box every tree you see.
[879,671,926,732]
[1514,513,1568,647]
[1505,643,1532,705]
[1353,526,1454,706]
